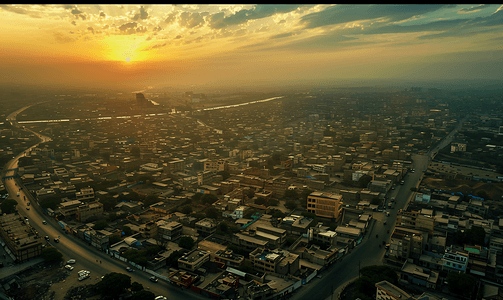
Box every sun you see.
[125,56,131,62]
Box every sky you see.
[1,4,503,92]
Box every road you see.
[293,119,467,300]
[2,104,208,300]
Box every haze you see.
[1,4,503,91]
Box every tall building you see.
[307,191,344,220]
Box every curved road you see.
[2,104,207,300]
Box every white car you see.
[67,259,76,264]
[155,296,167,300]
[78,270,90,277]
[65,265,74,271]
[78,274,89,281]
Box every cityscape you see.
[1,4,503,300]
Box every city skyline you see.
[1,4,503,91]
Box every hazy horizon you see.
[1,4,503,92]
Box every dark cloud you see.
[210,5,305,29]
[119,22,138,32]
[132,6,148,21]
[99,11,106,18]
[179,11,208,29]
[71,9,82,15]
[87,27,94,34]
[300,5,447,29]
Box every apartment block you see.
[76,200,103,222]
[58,200,83,218]
[0,214,43,262]
[75,187,95,201]
[178,249,210,272]
[307,191,344,220]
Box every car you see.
[78,274,89,281]
[54,238,59,243]
[26,207,30,210]
[126,267,133,272]
[150,276,158,283]
[27,202,30,206]
[67,259,76,264]
[42,220,47,225]
[65,265,74,271]
[45,235,49,240]
[155,297,167,300]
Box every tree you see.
[181,205,193,214]
[97,272,131,299]
[219,222,229,233]
[201,194,218,205]
[130,146,141,157]
[40,197,61,210]
[179,236,195,250]
[205,206,219,219]
[358,174,372,188]
[284,189,298,199]
[0,199,18,214]
[217,170,231,181]
[131,282,144,293]
[41,247,63,263]
[447,272,477,298]
[131,290,155,300]
[94,220,108,230]
[285,200,297,210]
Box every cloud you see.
[458,5,489,14]
[132,6,148,21]
[300,5,447,29]
[210,5,304,29]
[179,11,208,28]
[0,4,42,18]
[87,27,94,34]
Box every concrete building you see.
[58,200,83,218]
[76,187,95,201]
[76,201,103,222]
[195,218,218,237]
[307,191,344,220]
[375,280,414,300]
[178,249,210,272]
[0,214,43,262]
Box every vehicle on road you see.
[17,192,20,197]
[54,238,59,243]
[67,259,76,264]
[65,265,74,271]
[42,220,47,225]
[78,274,89,281]
[126,267,133,272]
[45,236,49,240]
[26,207,30,210]
[150,276,158,283]
[155,296,167,300]
[27,202,30,206]
[400,180,404,185]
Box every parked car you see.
[45,236,49,240]
[126,267,133,272]
[150,276,158,283]
[42,220,47,225]
[67,259,76,264]
[65,265,74,271]
[54,238,59,243]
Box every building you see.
[375,280,413,300]
[76,201,103,222]
[0,214,43,262]
[58,200,83,218]
[76,187,95,201]
[442,249,468,273]
[396,210,435,234]
[214,249,245,268]
[195,218,218,237]
[158,220,183,241]
[307,192,344,220]
[178,249,210,272]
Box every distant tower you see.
[136,93,147,105]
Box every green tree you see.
[205,206,219,219]
[0,199,18,214]
[217,170,231,181]
[181,205,193,214]
[131,290,155,300]
[201,194,218,205]
[284,189,299,199]
[41,247,63,263]
[179,236,195,250]
[219,222,229,233]
[447,272,477,298]
[358,174,372,188]
[131,282,144,293]
[285,200,297,210]
[99,195,117,211]
[94,220,108,230]
[97,272,131,299]
[40,197,61,210]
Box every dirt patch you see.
[5,262,69,300]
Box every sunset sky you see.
[1,4,502,91]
